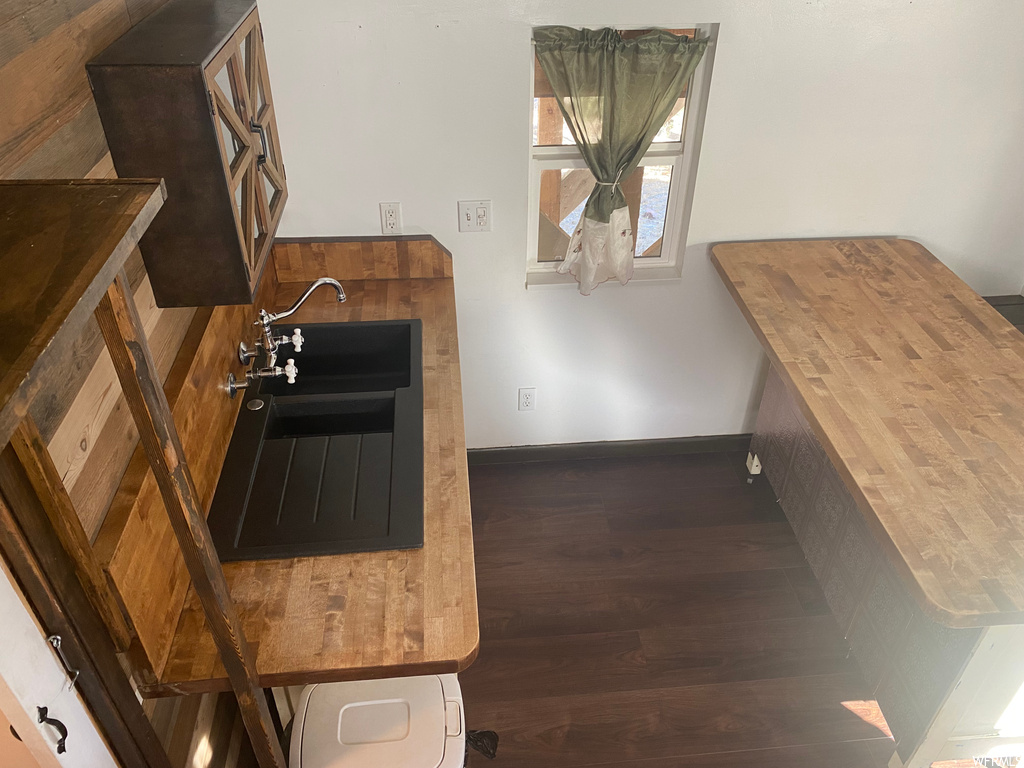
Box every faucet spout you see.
[259,277,346,327]
[253,277,346,357]
[230,277,347,397]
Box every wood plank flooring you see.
[461,451,897,768]
[987,294,1024,334]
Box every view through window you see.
[530,28,698,269]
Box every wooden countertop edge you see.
[710,240,1024,629]
[140,638,480,698]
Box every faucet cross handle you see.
[284,359,298,384]
[291,328,304,352]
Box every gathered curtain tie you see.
[594,168,625,188]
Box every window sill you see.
[525,262,682,289]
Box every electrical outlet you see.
[518,387,536,411]
[379,202,402,234]
[458,200,491,232]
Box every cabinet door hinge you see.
[207,90,216,116]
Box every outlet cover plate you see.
[518,387,536,411]
[379,202,402,234]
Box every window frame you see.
[526,23,718,288]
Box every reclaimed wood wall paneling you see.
[1,0,183,520]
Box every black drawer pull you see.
[249,118,268,167]
[37,707,67,754]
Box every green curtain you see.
[534,27,707,293]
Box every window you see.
[527,25,717,286]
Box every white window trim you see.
[525,23,719,289]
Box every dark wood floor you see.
[461,451,897,768]
[987,294,1024,334]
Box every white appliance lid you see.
[297,676,447,768]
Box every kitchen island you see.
[713,238,1024,768]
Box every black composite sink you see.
[208,320,423,561]
[258,322,413,397]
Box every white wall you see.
[259,0,1024,449]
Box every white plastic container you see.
[290,674,465,768]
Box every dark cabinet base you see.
[752,366,982,762]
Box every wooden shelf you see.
[712,237,1024,627]
[0,179,165,449]
[143,242,478,696]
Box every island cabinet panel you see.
[88,0,287,308]
[753,366,983,763]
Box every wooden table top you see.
[712,238,1024,628]
[151,271,479,695]
[0,180,165,449]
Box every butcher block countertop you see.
[146,239,479,695]
[712,238,1024,628]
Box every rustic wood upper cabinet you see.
[88,0,288,307]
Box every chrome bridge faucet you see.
[227,277,347,398]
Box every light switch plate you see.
[458,200,491,232]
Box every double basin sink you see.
[208,320,424,562]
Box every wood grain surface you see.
[148,268,478,695]
[273,237,453,283]
[0,179,165,449]
[711,237,1024,627]
[46,275,194,530]
[0,0,131,177]
[97,270,276,680]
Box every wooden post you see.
[94,271,286,768]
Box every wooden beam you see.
[0,459,171,768]
[621,166,644,248]
[538,211,570,263]
[539,168,562,225]
[8,416,134,651]
[536,96,564,146]
[559,168,593,221]
[642,235,664,258]
[94,271,285,768]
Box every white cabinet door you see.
[0,558,118,768]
